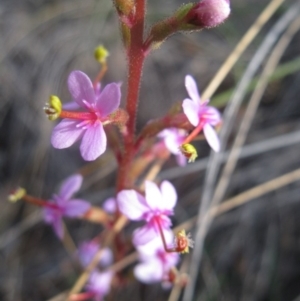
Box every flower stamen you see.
[174,230,194,254]
[44,95,62,121]
[179,143,198,163]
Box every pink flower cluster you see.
[117,181,179,283]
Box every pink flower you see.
[134,229,179,284]
[117,181,177,245]
[186,0,230,28]
[182,75,221,152]
[85,271,113,301]
[158,128,187,166]
[51,71,121,161]
[43,174,90,239]
[78,240,113,268]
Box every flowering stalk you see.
[117,0,146,190]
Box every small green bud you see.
[94,45,110,64]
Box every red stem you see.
[117,0,146,191]
[93,62,107,89]
[155,217,176,253]
[183,122,204,144]
[23,195,60,210]
[69,292,96,301]
[60,111,95,120]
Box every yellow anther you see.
[94,45,110,64]
[8,187,26,202]
[44,95,62,121]
[180,143,198,163]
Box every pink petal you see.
[164,130,185,154]
[94,82,101,96]
[117,190,148,221]
[68,71,96,107]
[80,122,107,161]
[52,216,64,240]
[63,199,91,217]
[200,106,221,126]
[137,229,174,258]
[62,101,80,110]
[185,75,200,104]
[43,207,57,223]
[134,260,163,283]
[96,83,121,116]
[144,181,164,210]
[203,124,220,152]
[100,248,113,267]
[176,153,187,166]
[78,241,98,267]
[51,119,83,149]
[133,225,157,246]
[58,174,83,200]
[87,271,113,296]
[182,98,200,127]
[160,181,177,210]
[102,197,117,214]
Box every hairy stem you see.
[117,0,146,190]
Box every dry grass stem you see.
[201,0,284,100]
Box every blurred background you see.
[1,0,300,300]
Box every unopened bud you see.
[44,95,62,121]
[180,143,198,163]
[94,45,110,64]
[114,0,135,17]
[9,187,26,202]
[145,0,230,52]
[186,0,230,28]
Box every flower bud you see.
[94,45,110,64]
[179,143,198,163]
[144,0,230,52]
[114,0,135,29]
[186,0,230,28]
[114,0,135,17]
